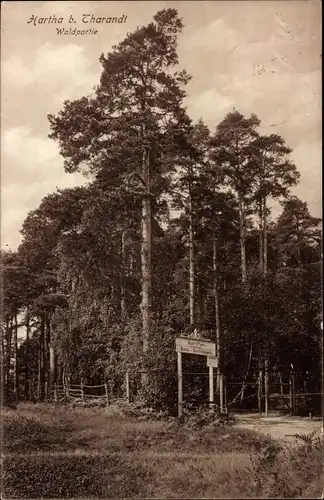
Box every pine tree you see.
[250,134,300,275]
[210,110,260,283]
[48,9,190,383]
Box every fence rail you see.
[48,382,112,406]
[8,369,322,418]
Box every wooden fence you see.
[52,382,111,406]
[13,369,321,417]
[18,370,132,405]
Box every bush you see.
[181,405,235,429]
[4,406,322,498]
[116,399,173,422]
[247,433,323,498]
[68,398,107,408]
[3,408,75,453]
[3,455,152,498]
[3,413,59,453]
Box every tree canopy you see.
[1,9,321,412]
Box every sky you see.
[1,0,322,250]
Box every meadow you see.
[2,403,322,499]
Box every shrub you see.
[181,405,235,429]
[116,399,174,422]
[4,413,57,453]
[247,433,323,498]
[3,454,153,499]
[3,409,75,453]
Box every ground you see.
[2,404,323,499]
[233,412,323,444]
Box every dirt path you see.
[233,413,323,445]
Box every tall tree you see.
[171,119,211,327]
[210,110,260,283]
[48,9,190,373]
[250,134,300,276]
[274,196,321,268]
[1,250,26,403]
[16,187,89,398]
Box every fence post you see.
[258,369,263,417]
[278,372,284,409]
[65,383,70,400]
[104,383,109,407]
[54,383,58,404]
[37,357,41,402]
[264,359,269,418]
[220,374,224,413]
[29,380,33,402]
[209,365,215,408]
[81,379,84,402]
[177,351,183,418]
[291,372,296,415]
[279,372,283,396]
[289,375,293,415]
[303,379,307,393]
[224,376,227,413]
[125,370,130,403]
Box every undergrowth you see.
[2,404,322,498]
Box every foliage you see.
[181,405,235,429]
[3,405,322,499]
[116,399,173,422]
[248,433,323,498]
[1,8,321,413]
[3,455,152,499]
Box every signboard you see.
[175,337,216,357]
[207,356,218,368]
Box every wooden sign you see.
[175,337,216,357]
[207,356,218,368]
[175,336,218,418]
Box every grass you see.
[2,403,323,498]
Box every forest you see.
[1,9,322,413]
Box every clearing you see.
[234,412,323,444]
[2,404,322,499]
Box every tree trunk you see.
[44,311,51,399]
[1,324,6,405]
[4,317,12,402]
[197,280,206,329]
[241,344,253,403]
[141,196,151,353]
[120,230,126,320]
[189,173,195,325]
[49,345,56,397]
[13,313,19,402]
[57,361,63,387]
[38,314,45,401]
[238,194,247,283]
[259,201,264,275]
[25,309,31,399]
[141,146,152,367]
[213,238,221,391]
[263,197,268,277]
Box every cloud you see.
[291,140,322,216]
[267,140,322,220]
[2,126,61,184]
[1,0,321,250]
[1,176,87,250]
[1,126,86,249]
[186,18,240,54]
[185,88,234,126]
[3,43,100,103]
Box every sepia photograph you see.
[1,0,322,498]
